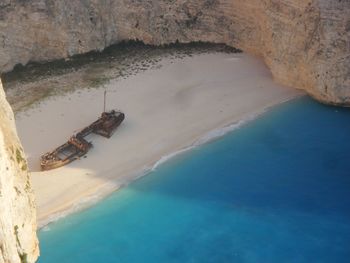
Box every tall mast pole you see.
[103,90,107,112]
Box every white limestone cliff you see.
[0,79,39,263]
[0,0,349,105]
[0,1,348,262]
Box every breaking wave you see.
[151,111,263,171]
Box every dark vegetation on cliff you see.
[2,41,240,86]
[2,41,240,112]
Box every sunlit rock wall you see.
[0,79,39,263]
[0,1,348,262]
[0,0,349,104]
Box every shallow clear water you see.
[38,97,350,263]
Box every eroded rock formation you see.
[0,79,38,263]
[0,1,348,261]
[0,0,349,105]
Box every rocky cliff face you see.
[0,79,38,263]
[0,1,348,262]
[0,0,349,105]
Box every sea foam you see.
[151,111,262,171]
[40,111,263,228]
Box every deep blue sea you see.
[38,97,350,263]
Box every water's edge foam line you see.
[37,95,302,229]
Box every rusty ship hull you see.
[40,110,125,171]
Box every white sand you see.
[15,53,302,227]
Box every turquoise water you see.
[38,97,350,263]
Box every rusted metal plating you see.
[40,110,125,171]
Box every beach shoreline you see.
[37,97,300,229]
[11,52,303,228]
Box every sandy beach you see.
[13,52,302,227]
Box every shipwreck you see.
[40,92,125,171]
